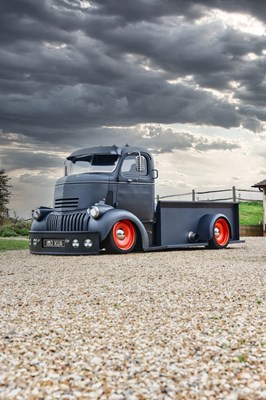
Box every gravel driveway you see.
[0,237,265,399]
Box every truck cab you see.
[58,145,155,221]
[29,145,241,255]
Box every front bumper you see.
[29,231,100,255]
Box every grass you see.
[239,201,263,225]
[0,238,29,252]
[237,354,248,363]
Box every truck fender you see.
[197,213,232,241]
[88,208,150,250]
[31,212,51,232]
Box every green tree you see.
[0,169,11,224]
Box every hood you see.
[54,173,111,211]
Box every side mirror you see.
[136,154,145,173]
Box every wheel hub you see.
[214,227,220,237]
[116,229,125,240]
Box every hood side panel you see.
[54,181,109,211]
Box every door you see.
[116,153,154,221]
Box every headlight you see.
[32,207,52,221]
[32,208,42,221]
[87,203,113,219]
[89,206,100,219]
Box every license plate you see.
[43,239,65,248]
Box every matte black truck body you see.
[29,145,242,255]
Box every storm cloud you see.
[1,0,266,139]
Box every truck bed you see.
[154,200,240,247]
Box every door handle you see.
[127,178,141,182]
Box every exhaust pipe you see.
[188,231,199,242]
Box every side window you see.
[121,154,148,178]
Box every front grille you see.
[47,213,60,231]
[54,198,79,209]
[47,212,88,231]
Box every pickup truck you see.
[29,145,241,255]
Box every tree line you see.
[0,169,11,224]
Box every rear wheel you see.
[207,217,230,249]
[105,219,137,254]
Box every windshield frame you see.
[64,154,120,176]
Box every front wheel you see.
[207,217,230,249]
[104,219,137,254]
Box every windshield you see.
[65,154,119,176]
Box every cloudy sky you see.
[1,0,266,218]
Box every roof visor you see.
[67,145,121,161]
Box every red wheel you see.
[207,217,230,249]
[105,220,137,253]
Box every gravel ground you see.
[0,237,265,400]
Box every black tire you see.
[104,219,137,254]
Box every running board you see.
[145,240,245,252]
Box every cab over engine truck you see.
[29,145,241,255]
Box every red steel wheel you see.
[208,217,230,249]
[105,219,137,253]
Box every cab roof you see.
[67,145,149,160]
